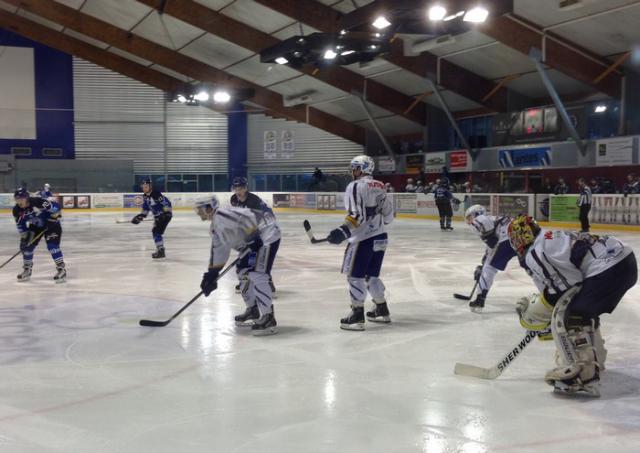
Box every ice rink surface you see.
[0,210,639,453]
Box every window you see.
[11,147,31,156]
[198,174,213,192]
[283,174,297,191]
[214,174,229,192]
[42,148,63,157]
[266,175,281,191]
[252,175,266,191]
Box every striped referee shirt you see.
[578,185,592,206]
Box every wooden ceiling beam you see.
[3,0,365,144]
[134,0,426,126]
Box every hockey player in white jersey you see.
[508,214,637,396]
[194,195,281,336]
[327,155,394,331]
[465,205,517,313]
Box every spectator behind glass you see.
[542,177,553,193]
[554,177,569,195]
[415,180,424,193]
[405,178,416,192]
[590,178,603,194]
[384,182,395,193]
[313,167,324,183]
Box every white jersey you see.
[470,214,510,249]
[344,176,393,242]
[208,206,281,268]
[523,230,632,295]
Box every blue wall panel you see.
[0,29,74,159]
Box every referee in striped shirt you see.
[577,177,592,232]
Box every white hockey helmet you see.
[465,204,486,224]
[350,155,374,175]
[44,183,50,190]
[194,195,220,220]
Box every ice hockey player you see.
[464,205,517,313]
[131,179,172,259]
[326,155,394,331]
[229,176,277,294]
[195,195,281,336]
[13,188,67,283]
[39,183,53,200]
[433,179,454,231]
[508,214,637,397]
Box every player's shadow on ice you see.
[599,370,640,400]
[234,325,307,337]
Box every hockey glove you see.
[474,265,483,282]
[131,214,146,224]
[246,234,263,252]
[19,231,34,251]
[200,268,220,296]
[328,225,351,245]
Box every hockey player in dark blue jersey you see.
[433,179,454,231]
[12,188,67,282]
[39,183,53,199]
[131,179,172,259]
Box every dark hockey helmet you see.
[14,188,29,199]
[231,176,248,188]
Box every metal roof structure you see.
[0,0,636,144]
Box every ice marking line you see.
[0,362,199,422]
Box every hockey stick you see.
[303,219,329,244]
[115,218,151,224]
[453,281,478,301]
[454,330,538,379]
[0,229,47,271]
[139,254,242,327]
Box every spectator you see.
[542,177,553,194]
[602,178,616,194]
[405,178,416,192]
[473,183,483,193]
[554,177,569,195]
[462,181,472,193]
[590,178,603,194]
[384,182,395,193]
[623,174,638,196]
[577,177,592,232]
[415,180,424,193]
[313,167,324,184]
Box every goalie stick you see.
[454,330,538,379]
[303,219,329,244]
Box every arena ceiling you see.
[0,0,637,145]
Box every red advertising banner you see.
[449,150,470,173]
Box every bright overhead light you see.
[213,91,231,103]
[372,15,391,29]
[324,49,337,60]
[340,29,347,35]
[444,10,465,21]
[595,104,607,113]
[428,5,447,21]
[464,7,489,23]
[341,50,355,56]
[275,56,289,65]
[176,95,187,103]
[194,91,209,102]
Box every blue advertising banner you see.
[123,194,144,208]
[498,147,551,168]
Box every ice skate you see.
[366,301,390,323]
[340,306,365,331]
[17,265,32,282]
[251,311,277,336]
[152,247,165,259]
[234,305,259,327]
[53,265,67,283]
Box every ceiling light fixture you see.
[463,7,489,23]
[324,49,337,59]
[213,91,231,104]
[194,91,209,102]
[594,105,607,113]
[428,5,447,21]
[275,56,289,65]
[372,15,391,29]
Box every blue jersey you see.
[623,182,638,196]
[39,190,53,198]
[141,190,172,217]
[12,197,61,233]
[433,185,452,201]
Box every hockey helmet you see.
[14,187,29,200]
[44,183,50,190]
[194,195,220,220]
[231,176,248,188]
[350,155,374,175]
[465,204,486,224]
[508,215,541,257]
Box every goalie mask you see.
[508,214,541,257]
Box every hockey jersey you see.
[208,206,281,269]
[522,230,632,296]
[470,214,510,249]
[141,191,172,217]
[344,176,393,243]
[13,197,61,233]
